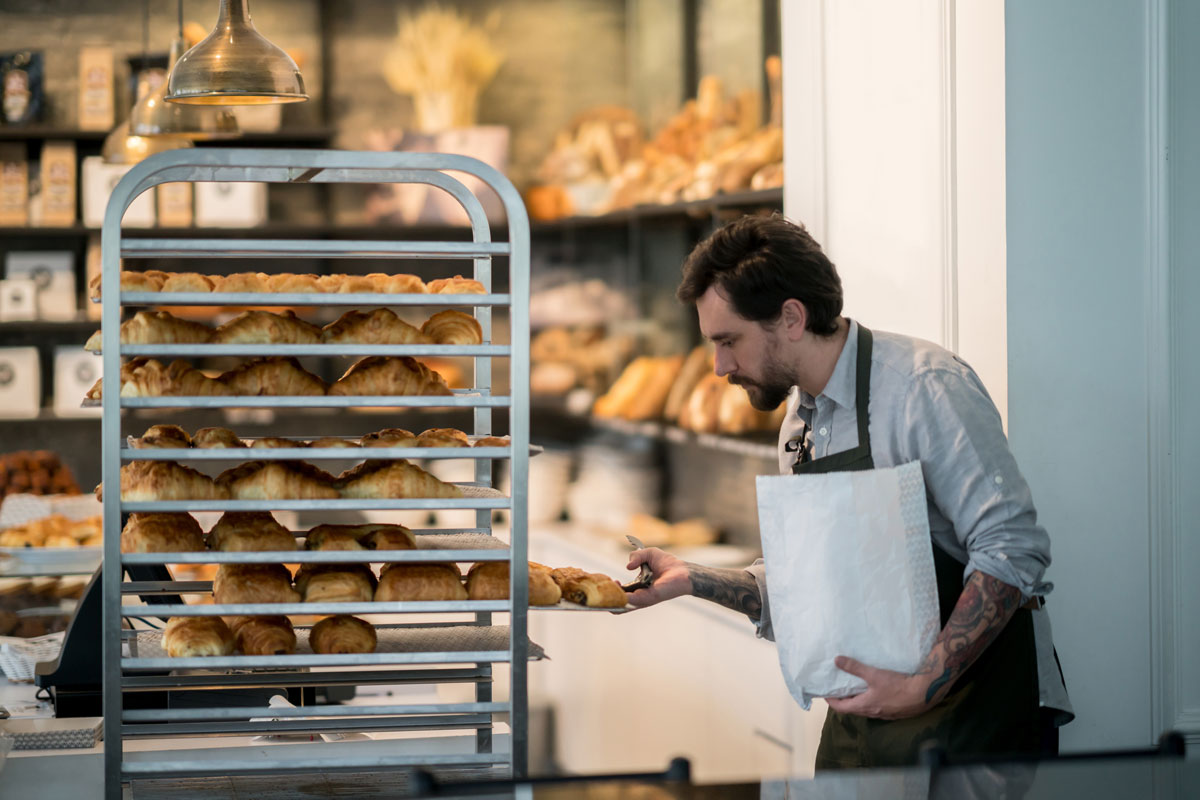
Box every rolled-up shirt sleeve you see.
[745,559,775,640]
[899,367,1053,598]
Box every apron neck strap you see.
[853,323,873,453]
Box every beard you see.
[730,356,793,411]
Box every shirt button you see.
[818,427,828,436]
[994,475,1004,485]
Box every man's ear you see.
[779,299,808,341]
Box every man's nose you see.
[714,350,734,377]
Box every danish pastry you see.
[207,511,297,552]
[295,564,377,603]
[98,460,228,502]
[213,563,300,604]
[227,615,296,655]
[359,428,418,448]
[84,310,212,353]
[336,460,462,499]
[120,513,206,553]
[328,356,451,396]
[130,424,192,450]
[214,272,270,293]
[210,310,322,345]
[552,569,628,608]
[466,561,562,606]
[216,461,339,500]
[375,563,467,602]
[192,427,246,449]
[416,428,470,448]
[321,308,430,345]
[426,275,486,294]
[421,310,483,345]
[309,615,376,654]
[163,616,234,657]
[160,272,216,293]
[218,357,328,396]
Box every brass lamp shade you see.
[165,0,306,105]
[102,119,195,165]
[130,38,240,138]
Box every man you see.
[626,214,1071,769]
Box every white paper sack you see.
[755,460,940,709]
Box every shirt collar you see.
[794,319,858,412]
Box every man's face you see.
[696,286,794,411]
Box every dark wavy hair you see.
[676,214,843,336]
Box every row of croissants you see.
[98,458,463,502]
[90,271,486,297]
[85,308,483,352]
[86,355,454,399]
[128,423,508,451]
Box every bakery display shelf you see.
[98,149,531,793]
[530,186,783,232]
[88,394,511,409]
[109,291,513,307]
[594,411,777,461]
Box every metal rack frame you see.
[97,149,530,798]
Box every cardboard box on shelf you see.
[82,156,154,228]
[0,347,40,419]
[53,347,100,418]
[77,46,114,131]
[194,181,267,227]
[4,251,75,321]
[38,141,76,227]
[156,182,192,227]
[0,279,37,322]
[0,143,28,226]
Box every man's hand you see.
[625,547,692,608]
[824,657,935,720]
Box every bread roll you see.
[466,561,562,606]
[228,615,296,655]
[474,436,510,448]
[416,428,469,448]
[663,345,714,422]
[360,525,418,551]
[212,564,299,604]
[120,513,205,553]
[216,461,339,500]
[130,424,192,450]
[99,461,227,502]
[218,357,328,396]
[329,356,451,396]
[426,275,486,294]
[310,615,376,654]
[84,310,212,353]
[336,460,462,499]
[553,569,627,608]
[375,563,467,602]
[295,564,376,603]
[421,310,482,345]
[192,427,246,449]
[321,308,429,345]
[304,526,366,551]
[677,372,726,433]
[208,511,296,552]
[210,310,322,345]
[163,616,234,657]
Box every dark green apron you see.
[791,324,1041,770]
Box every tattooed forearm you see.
[687,564,762,621]
[917,571,1022,704]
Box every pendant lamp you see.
[165,0,307,105]
[102,119,194,165]
[130,38,239,138]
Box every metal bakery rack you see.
[95,149,532,798]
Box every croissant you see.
[208,511,297,552]
[474,436,511,448]
[210,310,322,345]
[317,274,346,292]
[87,269,165,301]
[266,273,322,293]
[192,427,246,449]
[335,274,385,294]
[426,275,486,294]
[421,310,482,345]
[467,561,562,606]
[98,460,228,502]
[228,615,296,655]
[120,513,206,553]
[359,428,418,448]
[336,460,462,499]
[216,461,339,500]
[218,357,328,396]
[375,563,467,602]
[553,569,628,608]
[310,615,376,654]
[307,437,359,449]
[416,428,470,448]
[250,437,304,449]
[84,310,212,353]
[328,356,451,396]
[163,616,234,658]
[321,308,430,345]
[87,358,231,400]
[384,274,426,294]
[214,272,270,293]
[130,424,192,449]
[295,564,377,603]
[213,563,300,604]
[160,272,216,293]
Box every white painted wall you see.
[782,0,1009,422]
